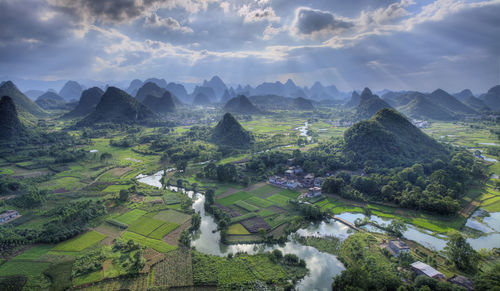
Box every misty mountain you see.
[126,79,143,95]
[203,76,227,100]
[143,91,176,114]
[59,80,83,101]
[223,95,261,114]
[192,86,216,102]
[78,87,156,126]
[144,78,168,89]
[428,89,476,115]
[220,89,234,104]
[0,81,46,117]
[192,92,211,105]
[135,82,166,103]
[479,85,500,111]
[35,91,69,110]
[382,91,422,107]
[166,82,189,103]
[453,89,474,101]
[344,91,360,108]
[24,90,45,100]
[355,88,392,120]
[64,87,104,118]
[399,94,455,121]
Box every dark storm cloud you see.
[291,7,353,37]
[49,0,163,24]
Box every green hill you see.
[64,87,104,118]
[462,95,490,112]
[0,81,46,117]
[0,96,28,141]
[292,97,314,110]
[479,85,500,111]
[355,88,392,120]
[428,89,476,114]
[78,87,156,126]
[135,82,165,103]
[344,91,360,108]
[35,92,67,110]
[400,95,455,121]
[223,95,261,114]
[344,108,448,167]
[143,91,176,114]
[211,113,254,148]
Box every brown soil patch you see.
[108,167,132,177]
[163,220,191,246]
[130,194,145,203]
[459,200,479,217]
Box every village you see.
[268,163,324,199]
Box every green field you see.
[121,231,177,253]
[102,184,132,193]
[266,194,290,206]
[249,184,280,196]
[216,191,253,206]
[52,231,106,252]
[228,223,250,234]
[114,209,147,225]
[234,200,260,212]
[13,245,54,260]
[148,222,180,239]
[277,189,301,199]
[128,217,165,236]
[153,210,191,224]
[0,261,50,277]
[245,196,274,208]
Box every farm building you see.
[0,210,19,223]
[303,173,315,187]
[307,187,321,198]
[388,239,410,257]
[314,177,324,187]
[447,275,473,290]
[410,261,445,279]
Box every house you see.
[0,210,19,223]
[314,177,324,187]
[448,275,474,290]
[410,261,445,279]
[269,176,278,184]
[307,187,321,198]
[293,167,303,174]
[285,169,294,178]
[388,239,410,257]
[287,180,299,190]
[303,173,315,187]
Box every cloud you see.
[144,13,193,33]
[238,5,280,23]
[262,24,282,40]
[290,7,354,39]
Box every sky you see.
[1,0,499,92]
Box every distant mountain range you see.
[64,87,104,118]
[223,95,261,114]
[35,91,74,110]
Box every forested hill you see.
[344,108,448,167]
[211,113,254,148]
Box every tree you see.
[100,152,112,163]
[204,189,215,212]
[475,264,500,290]
[176,160,187,172]
[190,212,201,231]
[119,189,129,202]
[179,229,191,249]
[386,220,407,238]
[444,232,479,273]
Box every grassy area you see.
[114,209,147,225]
[153,209,191,224]
[248,184,280,196]
[128,217,164,236]
[234,200,260,212]
[148,222,180,239]
[216,191,252,206]
[0,261,50,277]
[228,223,251,235]
[13,245,54,260]
[121,231,177,253]
[245,196,274,208]
[52,231,106,252]
[266,194,290,206]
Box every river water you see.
[136,172,500,289]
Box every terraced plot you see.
[266,194,290,206]
[216,191,252,206]
[52,231,106,252]
[153,210,191,224]
[128,217,165,236]
[114,209,147,225]
[121,231,176,253]
[245,196,274,208]
[148,222,180,240]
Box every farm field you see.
[52,231,106,252]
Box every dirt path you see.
[163,220,192,246]
[459,200,479,218]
